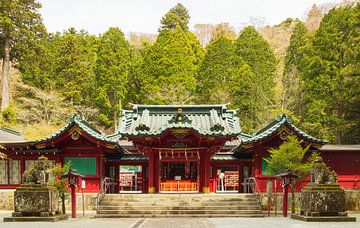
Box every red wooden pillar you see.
[282,185,289,217]
[200,151,210,193]
[254,154,261,176]
[238,164,242,193]
[199,153,204,192]
[148,149,155,193]
[71,185,76,218]
[154,151,160,193]
[20,159,25,184]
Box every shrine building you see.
[0,104,359,193]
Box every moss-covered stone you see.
[298,157,348,217]
[13,186,59,216]
[300,184,346,216]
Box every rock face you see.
[12,156,60,217]
[299,157,347,216]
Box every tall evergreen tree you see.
[234,26,277,130]
[127,46,148,105]
[17,32,54,89]
[52,28,97,106]
[282,22,311,116]
[197,36,236,103]
[94,27,130,127]
[302,4,360,143]
[142,4,203,104]
[160,3,190,31]
[0,0,45,110]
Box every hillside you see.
[0,1,359,144]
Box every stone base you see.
[291,214,356,222]
[4,214,68,222]
[14,184,59,216]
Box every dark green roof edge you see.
[120,125,239,138]
[37,114,119,145]
[2,114,119,147]
[237,114,327,147]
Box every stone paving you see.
[0,211,359,228]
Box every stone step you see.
[96,209,263,215]
[98,206,261,210]
[100,201,259,206]
[94,213,265,218]
[103,193,256,199]
[101,197,255,202]
[96,193,263,218]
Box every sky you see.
[38,0,341,35]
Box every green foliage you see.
[51,162,71,214]
[0,0,44,57]
[53,28,97,105]
[234,26,277,132]
[1,106,16,125]
[8,2,359,142]
[0,0,45,110]
[160,3,190,31]
[142,26,203,104]
[197,36,236,103]
[301,3,360,143]
[51,162,71,193]
[282,22,311,116]
[126,48,147,105]
[95,27,130,127]
[265,136,310,177]
[17,34,55,89]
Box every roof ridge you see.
[237,114,326,148]
[0,127,22,136]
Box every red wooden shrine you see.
[0,105,359,193]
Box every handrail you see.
[243,177,259,193]
[96,177,114,211]
[243,177,262,201]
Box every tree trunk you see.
[61,193,66,214]
[1,38,11,110]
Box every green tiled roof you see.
[239,114,327,146]
[35,114,119,145]
[4,115,119,147]
[119,104,241,137]
[224,133,253,147]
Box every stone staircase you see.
[95,193,264,218]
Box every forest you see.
[0,1,359,144]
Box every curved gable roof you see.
[119,104,241,137]
[238,114,326,147]
[36,115,119,145]
[3,115,119,148]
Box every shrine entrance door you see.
[160,161,199,192]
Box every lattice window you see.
[0,160,21,185]
[0,160,8,184]
[9,160,20,184]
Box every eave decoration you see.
[168,108,192,125]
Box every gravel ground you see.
[0,211,359,228]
